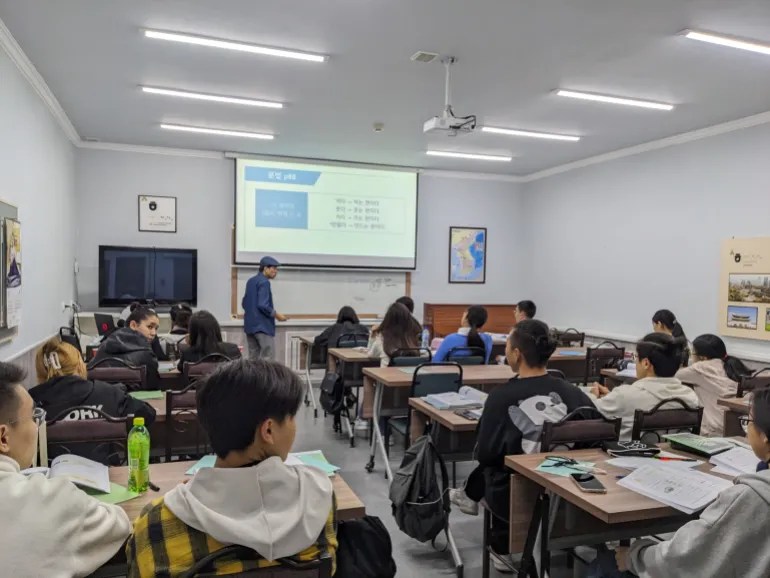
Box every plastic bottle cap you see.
[133,417,145,427]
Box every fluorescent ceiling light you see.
[144,29,326,63]
[682,29,770,56]
[426,150,512,162]
[482,126,580,142]
[555,89,674,111]
[142,86,283,109]
[161,123,274,140]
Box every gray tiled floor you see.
[292,392,582,578]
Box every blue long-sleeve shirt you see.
[242,273,276,336]
[433,332,493,363]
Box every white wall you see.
[74,150,526,322]
[0,47,75,361]
[523,121,770,361]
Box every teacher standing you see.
[242,256,288,360]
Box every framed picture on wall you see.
[138,195,177,233]
[448,226,487,284]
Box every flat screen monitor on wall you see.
[98,246,198,307]
[234,157,419,269]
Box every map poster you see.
[449,226,487,284]
[4,218,21,329]
[719,237,770,341]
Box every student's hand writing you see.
[589,382,610,398]
[615,547,630,572]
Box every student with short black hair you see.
[169,303,193,334]
[514,300,536,323]
[313,306,369,352]
[177,310,241,370]
[613,387,770,577]
[590,333,699,440]
[0,362,130,577]
[127,359,337,577]
[451,320,594,572]
[433,305,493,363]
[675,334,750,436]
[90,305,161,389]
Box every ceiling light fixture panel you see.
[161,123,274,140]
[682,29,770,56]
[142,86,283,108]
[555,89,674,111]
[481,126,580,142]
[426,150,512,162]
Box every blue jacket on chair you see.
[242,272,276,336]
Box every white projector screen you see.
[234,158,418,268]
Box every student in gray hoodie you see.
[615,386,770,577]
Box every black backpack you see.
[319,371,344,414]
[335,515,397,578]
[389,434,450,543]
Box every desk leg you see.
[304,345,318,418]
[447,527,464,578]
[366,377,393,480]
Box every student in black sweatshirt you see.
[450,319,594,572]
[177,311,241,371]
[313,306,369,352]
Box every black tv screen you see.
[98,246,198,307]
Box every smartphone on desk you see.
[570,473,607,494]
[453,409,480,421]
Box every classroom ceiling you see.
[3,0,770,176]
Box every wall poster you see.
[720,237,770,341]
[4,218,21,328]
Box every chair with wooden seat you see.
[738,367,770,398]
[165,385,209,461]
[631,397,703,443]
[480,406,622,578]
[546,368,567,380]
[582,341,625,385]
[87,357,147,390]
[43,406,130,466]
[386,362,463,452]
[180,545,332,578]
[446,346,486,365]
[182,353,233,386]
[552,328,586,348]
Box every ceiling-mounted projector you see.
[422,56,476,136]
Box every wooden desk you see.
[505,445,732,571]
[327,347,379,369]
[408,397,478,435]
[423,303,517,338]
[547,347,587,381]
[110,461,365,522]
[718,396,749,436]
[601,368,636,388]
[363,364,514,479]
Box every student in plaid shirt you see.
[126,359,337,577]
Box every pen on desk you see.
[653,456,697,462]
[148,481,160,492]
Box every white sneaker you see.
[449,488,478,516]
[354,419,369,432]
[491,552,516,574]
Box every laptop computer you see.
[94,313,117,338]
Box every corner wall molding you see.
[77,140,224,159]
[0,16,80,144]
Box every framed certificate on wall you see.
[138,195,177,233]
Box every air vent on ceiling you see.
[410,51,439,63]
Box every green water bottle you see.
[127,417,150,493]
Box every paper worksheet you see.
[606,452,704,471]
[709,447,760,478]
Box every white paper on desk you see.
[606,452,703,471]
[618,464,732,514]
[710,447,758,476]
[616,365,637,377]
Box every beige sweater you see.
[591,376,701,440]
[676,359,738,437]
[0,455,130,577]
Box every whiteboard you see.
[233,268,408,317]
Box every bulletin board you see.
[720,237,770,341]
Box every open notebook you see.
[22,454,110,493]
[424,385,488,410]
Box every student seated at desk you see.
[158,303,193,356]
[451,319,594,572]
[611,387,770,578]
[90,305,161,389]
[395,295,422,337]
[367,302,422,366]
[126,359,337,577]
[514,299,536,323]
[675,334,749,437]
[30,337,156,426]
[177,310,241,371]
[590,333,699,440]
[652,308,690,367]
[432,305,493,363]
[0,362,131,577]
[313,306,369,352]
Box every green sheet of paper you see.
[186,455,216,475]
[129,390,164,400]
[86,482,140,504]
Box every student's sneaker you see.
[490,552,516,574]
[449,488,478,516]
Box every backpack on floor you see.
[319,371,344,414]
[389,434,450,543]
[335,515,397,578]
